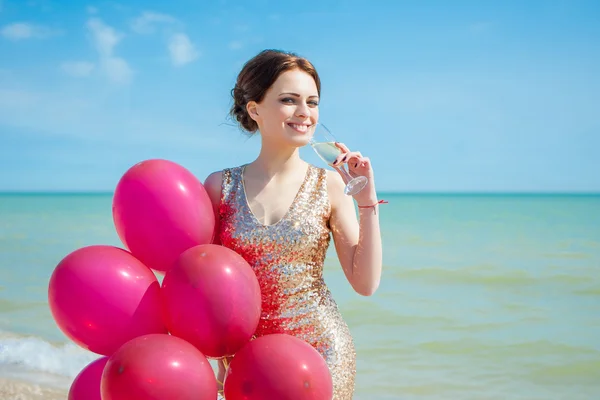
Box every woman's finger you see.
[333,153,346,166]
[342,152,363,167]
[335,142,351,153]
[333,151,362,167]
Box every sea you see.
[0,192,599,399]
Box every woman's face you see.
[248,68,320,148]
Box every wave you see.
[0,331,99,382]
[391,265,597,287]
[417,339,600,358]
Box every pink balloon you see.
[224,334,333,400]
[161,244,261,359]
[48,245,167,356]
[68,357,109,400]
[101,334,217,400]
[112,159,215,273]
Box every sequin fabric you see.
[219,164,356,400]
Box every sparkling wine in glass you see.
[308,123,368,196]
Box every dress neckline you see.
[240,163,312,227]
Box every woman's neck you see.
[247,137,306,180]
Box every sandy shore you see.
[0,378,67,400]
[0,378,226,399]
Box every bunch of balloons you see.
[47,159,333,400]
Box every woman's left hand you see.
[332,142,377,202]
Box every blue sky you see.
[0,0,599,192]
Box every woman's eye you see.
[280,97,318,106]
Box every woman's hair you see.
[230,49,321,133]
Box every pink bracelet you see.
[357,199,388,214]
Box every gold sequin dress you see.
[219,164,356,399]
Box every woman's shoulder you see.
[204,164,244,185]
[204,170,223,187]
[203,165,242,205]
[203,170,223,207]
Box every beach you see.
[0,378,66,400]
[1,192,600,399]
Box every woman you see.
[204,49,383,399]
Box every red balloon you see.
[161,244,261,359]
[48,245,167,356]
[101,334,217,400]
[224,334,333,400]
[68,357,109,400]
[112,159,215,273]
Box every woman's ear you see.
[246,101,260,122]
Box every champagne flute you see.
[308,123,368,196]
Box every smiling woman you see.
[203,49,384,399]
[229,50,321,135]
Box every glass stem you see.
[337,165,355,183]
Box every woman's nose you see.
[295,102,311,118]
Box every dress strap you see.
[219,166,244,217]
[220,168,233,205]
[310,166,331,221]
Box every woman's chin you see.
[287,135,311,148]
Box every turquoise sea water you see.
[1,192,599,399]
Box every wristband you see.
[357,199,388,214]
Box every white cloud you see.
[0,22,59,40]
[87,18,120,56]
[0,87,226,153]
[0,88,93,136]
[0,88,40,108]
[131,11,178,34]
[234,24,249,32]
[25,0,53,12]
[61,61,95,77]
[470,21,493,34]
[228,36,262,51]
[168,33,199,66]
[102,57,132,83]
[86,18,133,84]
[228,40,243,50]
[130,11,198,67]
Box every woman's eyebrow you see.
[279,92,319,98]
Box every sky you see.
[0,0,599,193]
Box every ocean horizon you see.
[2,190,600,196]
